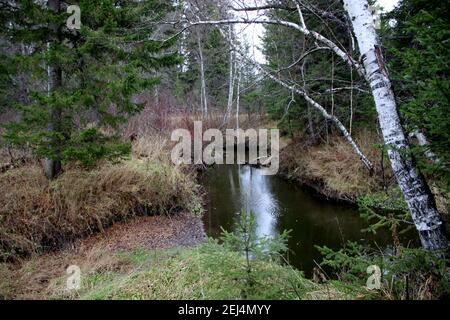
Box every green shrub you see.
[317,242,450,300]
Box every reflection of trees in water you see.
[202,163,402,275]
[237,166,277,238]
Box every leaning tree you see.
[172,0,449,252]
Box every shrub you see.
[317,242,450,300]
[220,211,291,298]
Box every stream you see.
[200,164,405,277]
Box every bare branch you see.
[173,18,364,77]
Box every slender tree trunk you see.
[411,130,440,164]
[344,0,449,251]
[301,60,315,137]
[44,0,62,180]
[196,31,208,117]
[236,64,242,130]
[256,62,374,172]
[225,25,235,123]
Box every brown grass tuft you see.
[0,158,201,261]
[281,130,393,200]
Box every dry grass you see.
[0,106,207,262]
[281,130,392,200]
[0,242,129,299]
[0,156,202,261]
[0,211,205,300]
[0,243,352,300]
[0,241,358,300]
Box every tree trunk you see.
[256,61,374,172]
[236,64,242,130]
[411,130,440,164]
[196,31,208,117]
[225,25,235,124]
[344,0,449,251]
[44,0,62,180]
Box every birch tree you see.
[343,0,448,251]
[196,29,208,117]
[174,0,449,251]
[236,63,242,130]
[180,2,373,171]
[224,24,236,123]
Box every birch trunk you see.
[225,25,235,123]
[224,41,373,171]
[344,0,449,251]
[44,0,62,180]
[236,64,242,130]
[196,32,208,117]
[256,61,374,171]
[412,130,440,164]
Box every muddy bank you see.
[78,212,206,251]
[277,168,358,206]
[0,212,206,299]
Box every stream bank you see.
[199,163,401,277]
[278,132,385,204]
[0,211,365,300]
[0,212,206,299]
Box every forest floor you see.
[0,213,208,299]
[0,118,446,300]
[0,212,366,300]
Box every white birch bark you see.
[214,26,374,171]
[344,0,448,251]
[224,24,235,124]
[251,59,374,171]
[186,19,364,77]
[236,63,242,130]
[196,31,208,117]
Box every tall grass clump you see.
[281,130,389,200]
[0,158,202,261]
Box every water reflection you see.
[201,164,408,276]
[237,165,279,237]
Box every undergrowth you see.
[280,130,388,200]
[48,242,358,300]
[317,242,450,300]
[0,158,202,260]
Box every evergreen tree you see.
[0,0,179,178]
[385,0,450,189]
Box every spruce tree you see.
[0,0,179,178]
[385,0,450,189]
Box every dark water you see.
[201,164,402,277]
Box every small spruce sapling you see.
[220,210,291,298]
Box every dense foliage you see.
[384,0,450,189]
[317,242,450,299]
[0,0,179,170]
